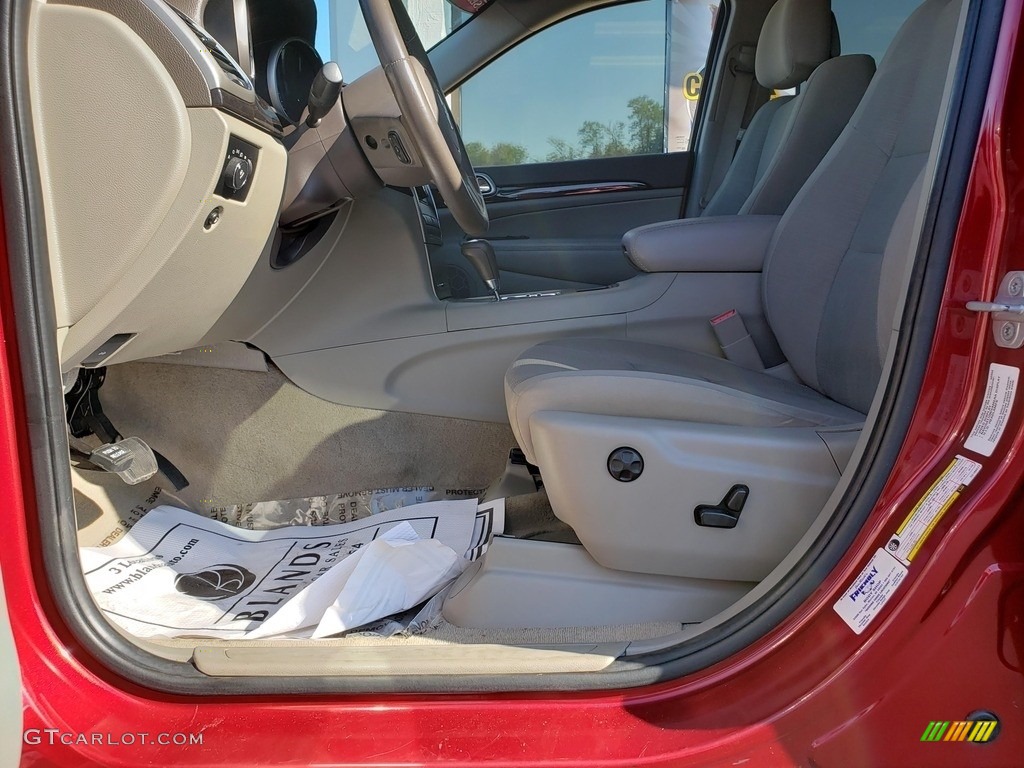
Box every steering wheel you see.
[359,0,488,236]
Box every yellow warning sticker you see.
[885,455,982,565]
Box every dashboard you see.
[29,0,410,373]
[28,0,297,371]
[198,0,323,128]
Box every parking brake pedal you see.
[65,367,189,490]
[88,438,159,485]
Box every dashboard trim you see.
[232,0,254,77]
[210,87,283,136]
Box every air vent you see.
[173,9,252,90]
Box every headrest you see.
[755,0,834,90]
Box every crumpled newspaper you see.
[246,521,466,639]
[81,498,503,639]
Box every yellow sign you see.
[683,72,703,101]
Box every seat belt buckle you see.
[89,438,159,485]
[710,309,765,370]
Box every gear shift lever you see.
[461,239,501,301]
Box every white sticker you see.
[886,454,981,565]
[964,363,1018,457]
[834,548,908,635]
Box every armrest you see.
[622,215,781,273]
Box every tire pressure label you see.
[964,363,1018,457]
[886,454,982,565]
[834,548,908,634]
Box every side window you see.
[453,0,721,167]
[831,0,923,65]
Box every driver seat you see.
[502,0,961,582]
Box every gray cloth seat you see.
[506,338,864,462]
[702,0,875,217]
[507,0,961,467]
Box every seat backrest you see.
[762,0,962,414]
[703,0,875,217]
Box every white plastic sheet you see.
[81,499,503,639]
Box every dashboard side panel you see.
[29,1,286,370]
[56,0,213,106]
[31,2,191,328]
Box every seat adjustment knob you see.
[608,447,643,482]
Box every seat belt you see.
[697,43,759,213]
[710,309,765,370]
[65,368,189,490]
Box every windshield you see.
[313,0,488,82]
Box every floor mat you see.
[99,361,513,509]
[80,361,573,542]
[68,362,682,655]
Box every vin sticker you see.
[886,455,982,565]
[834,548,908,635]
[964,363,1018,457]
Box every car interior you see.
[19,0,981,684]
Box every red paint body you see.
[3,3,1024,766]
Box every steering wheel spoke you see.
[359,0,488,236]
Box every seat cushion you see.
[506,338,865,463]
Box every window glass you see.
[313,0,485,82]
[454,0,721,166]
[832,0,923,65]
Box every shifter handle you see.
[306,62,343,128]
[461,239,501,301]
